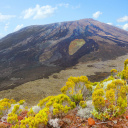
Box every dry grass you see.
[0,54,128,107]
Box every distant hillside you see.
[0,18,128,90]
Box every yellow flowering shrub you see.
[94,84,104,91]
[20,107,49,128]
[61,76,92,105]
[0,98,16,117]
[53,103,70,115]
[38,96,53,108]
[71,93,83,104]
[11,124,20,128]
[12,105,20,114]
[101,76,115,83]
[92,88,105,111]
[92,78,128,120]
[111,69,117,76]
[106,79,126,102]
[79,101,87,108]
[117,96,127,115]
[7,102,26,125]
[18,100,25,105]
[106,89,115,104]
[7,113,18,125]
[92,88,104,97]
[122,67,128,80]
[27,108,35,117]
[124,59,128,70]
[119,59,128,80]
[38,94,76,117]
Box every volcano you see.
[0,18,128,90]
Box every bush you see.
[92,88,105,112]
[38,94,76,117]
[20,107,49,128]
[0,98,16,118]
[7,113,18,125]
[92,79,128,120]
[79,101,87,108]
[111,69,117,76]
[61,76,92,105]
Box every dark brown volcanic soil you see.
[0,18,128,90]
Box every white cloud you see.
[107,23,113,25]
[22,4,57,19]
[4,22,10,31]
[14,24,24,31]
[116,24,128,31]
[117,16,128,22]
[57,3,69,8]
[93,11,102,19]
[122,23,128,30]
[0,13,15,22]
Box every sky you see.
[0,0,128,38]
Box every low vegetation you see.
[0,59,128,127]
[68,39,86,55]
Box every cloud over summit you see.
[93,11,102,19]
[14,24,24,31]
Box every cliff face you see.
[0,18,128,90]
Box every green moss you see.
[69,39,86,55]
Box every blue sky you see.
[0,0,128,38]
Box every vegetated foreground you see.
[1,59,128,128]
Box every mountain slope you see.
[0,18,128,90]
